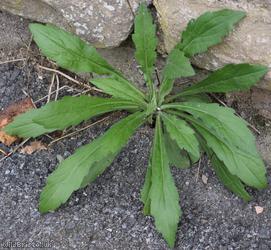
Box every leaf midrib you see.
[164,103,256,154]
[185,115,265,185]
[33,101,140,127]
[163,114,197,157]
[91,79,145,104]
[181,12,239,52]
[39,30,123,78]
[181,67,265,95]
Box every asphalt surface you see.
[0,56,271,250]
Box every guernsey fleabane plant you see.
[5,4,268,248]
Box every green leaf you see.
[164,132,191,169]
[132,3,157,90]
[29,24,122,77]
[180,64,268,96]
[202,143,251,201]
[212,157,252,202]
[80,153,114,189]
[193,121,266,189]
[5,110,55,139]
[163,103,267,189]
[149,115,181,248]
[177,9,246,57]
[159,49,195,103]
[90,77,146,105]
[39,111,146,213]
[158,79,174,105]
[165,102,258,155]
[163,102,256,154]
[162,113,200,159]
[201,127,266,189]
[5,96,140,138]
[140,158,152,215]
[162,49,195,80]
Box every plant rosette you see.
[5,4,268,248]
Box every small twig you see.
[195,156,202,182]
[126,0,135,18]
[30,97,37,109]
[55,74,60,101]
[209,93,228,107]
[72,89,93,97]
[0,58,26,65]
[38,65,103,92]
[48,116,109,147]
[47,73,56,103]
[0,155,11,163]
[26,35,33,52]
[23,34,33,67]
[44,134,54,140]
[34,85,74,104]
[210,93,261,135]
[21,89,31,98]
[34,85,93,105]
[155,68,161,87]
[19,90,37,109]
[0,148,7,156]
[0,138,30,162]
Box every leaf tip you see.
[3,125,12,135]
[234,9,246,18]
[143,206,151,216]
[138,2,148,11]
[243,195,252,202]
[38,202,50,214]
[38,186,59,214]
[221,8,246,18]
[259,65,269,75]
[29,23,41,34]
[164,232,177,249]
[3,123,20,138]
[38,193,59,214]
[258,178,269,190]
[238,10,246,18]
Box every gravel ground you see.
[0,25,271,249]
[0,10,31,51]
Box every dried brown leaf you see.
[0,131,17,146]
[0,98,35,146]
[20,141,47,155]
